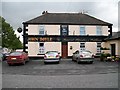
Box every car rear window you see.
[82,51,92,54]
[46,51,58,54]
[10,52,22,56]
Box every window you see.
[80,26,85,35]
[97,42,101,53]
[39,25,45,35]
[39,43,44,54]
[61,25,68,35]
[96,26,102,35]
[80,42,85,52]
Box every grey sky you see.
[1,1,119,42]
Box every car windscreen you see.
[10,52,22,56]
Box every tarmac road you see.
[2,59,119,88]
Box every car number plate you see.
[48,56,54,58]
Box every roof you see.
[111,31,120,40]
[106,31,120,41]
[23,12,112,26]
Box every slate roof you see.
[110,31,120,40]
[23,12,112,26]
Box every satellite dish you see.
[17,27,22,33]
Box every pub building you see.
[23,11,113,58]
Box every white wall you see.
[68,42,80,56]
[45,25,60,35]
[103,40,120,55]
[45,42,61,56]
[69,25,108,35]
[28,25,39,35]
[28,42,39,56]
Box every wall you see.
[28,24,109,56]
[45,42,61,56]
[69,25,108,35]
[28,25,39,35]
[28,25,60,35]
[28,42,61,57]
[28,42,39,56]
[103,40,120,55]
[68,42,80,56]
[45,25,60,35]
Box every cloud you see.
[2,1,119,42]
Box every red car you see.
[7,51,29,66]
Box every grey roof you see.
[111,31,120,40]
[23,12,112,26]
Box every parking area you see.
[2,58,118,76]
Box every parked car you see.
[72,50,94,64]
[7,51,29,66]
[44,51,60,64]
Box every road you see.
[2,59,119,88]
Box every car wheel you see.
[22,61,26,65]
[72,57,74,61]
[90,61,93,64]
[44,62,47,64]
[8,63,12,66]
[77,60,80,64]
[57,61,59,64]
[27,58,29,62]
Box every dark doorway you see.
[111,44,116,56]
[62,42,68,58]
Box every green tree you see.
[1,16,23,50]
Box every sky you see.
[1,0,120,42]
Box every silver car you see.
[44,51,60,64]
[72,50,94,64]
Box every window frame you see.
[96,26,102,35]
[96,42,101,53]
[39,43,45,54]
[80,42,86,52]
[39,25,45,35]
[80,26,86,35]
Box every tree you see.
[1,16,23,50]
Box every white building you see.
[23,11,112,58]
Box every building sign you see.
[27,35,107,42]
[28,37,53,42]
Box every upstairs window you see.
[39,25,45,35]
[80,26,85,35]
[96,26,102,35]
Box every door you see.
[62,42,68,58]
[111,44,116,56]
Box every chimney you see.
[42,11,48,15]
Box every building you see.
[104,31,120,56]
[23,11,112,58]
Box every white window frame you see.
[96,26,102,35]
[39,25,45,35]
[80,42,85,52]
[97,42,101,53]
[80,26,86,35]
[39,43,45,54]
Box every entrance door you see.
[62,42,68,58]
[111,44,116,56]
